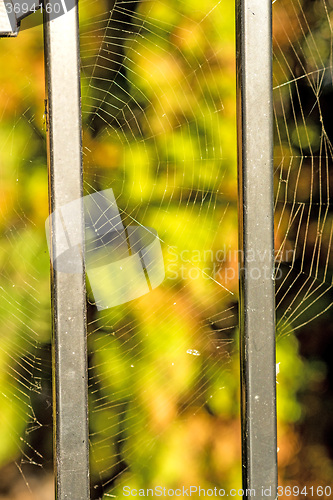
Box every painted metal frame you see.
[1,0,278,497]
[236,1,278,497]
[43,4,90,499]
[1,1,90,498]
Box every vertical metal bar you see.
[236,1,277,498]
[43,4,90,500]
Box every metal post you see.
[236,1,277,498]
[43,4,90,500]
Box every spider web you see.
[79,0,332,496]
[80,1,238,496]
[0,0,331,498]
[273,0,332,337]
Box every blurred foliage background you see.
[0,0,332,498]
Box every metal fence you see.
[1,1,277,498]
[236,1,277,497]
